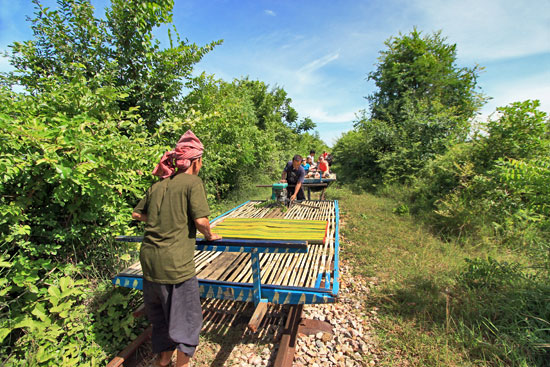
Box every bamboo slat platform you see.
[113,200,340,305]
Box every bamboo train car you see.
[303,174,336,200]
[112,200,340,306]
[256,173,337,201]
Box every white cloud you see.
[298,52,339,74]
[482,71,550,115]
[289,52,341,87]
[0,54,13,73]
[413,0,550,61]
[310,109,356,124]
[292,102,356,123]
[264,9,276,17]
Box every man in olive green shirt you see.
[132,130,220,367]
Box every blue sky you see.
[1,0,549,146]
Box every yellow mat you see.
[201,218,328,243]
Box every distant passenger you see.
[318,156,330,178]
[301,157,310,173]
[307,156,316,170]
[308,150,315,165]
[326,153,333,166]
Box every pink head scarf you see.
[152,130,204,178]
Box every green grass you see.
[327,185,549,367]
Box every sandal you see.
[153,354,175,367]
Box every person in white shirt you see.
[308,150,315,165]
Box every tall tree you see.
[4,0,220,131]
[368,28,485,136]
[334,29,486,186]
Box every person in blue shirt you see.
[280,155,306,201]
[301,157,310,173]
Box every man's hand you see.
[206,233,222,241]
[195,217,222,241]
[290,194,297,202]
[280,179,287,183]
[132,212,147,222]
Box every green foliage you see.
[408,101,550,251]
[0,73,152,364]
[457,257,525,290]
[294,116,317,134]
[331,116,391,187]
[5,0,220,132]
[454,257,550,365]
[91,285,147,352]
[334,29,485,187]
[177,76,327,199]
[496,157,550,217]
[392,204,410,216]
[338,188,550,366]
[0,78,153,262]
[368,28,484,126]
[1,274,98,366]
[480,100,549,159]
[0,263,144,366]
[333,27,549,364]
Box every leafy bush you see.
[475,100,550,165]
[0,78,153,262]
[454,257,550,365]
[0,264,144,366]
[457,257,525,290]
[6,0,219,132]
[495,157,550,218]
[0,74,153,365]
[1,273,99,366]
[331,116,392,188]
[408,101,549,249]
[395,101,550,365]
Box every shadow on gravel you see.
[133,298,286,367]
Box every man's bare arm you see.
[132,212,147,222]
[195,217,222,241]
[291,181,303,201]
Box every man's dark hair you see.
[310,150,315,154]
[293,154,303,162]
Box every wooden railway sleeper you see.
[274,304,333,367]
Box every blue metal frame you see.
[112,276,336,304]
[310,200,340,294]
[250,249,265,304]
[209,200,250,222]
[116,237,309,254]
[303,178,337,184]
[332,200,340,296]
[113,199,340,305]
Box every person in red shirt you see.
[318,156,329,178]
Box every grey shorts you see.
[143,276,203,357]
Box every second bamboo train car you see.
[113,200,340,305]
